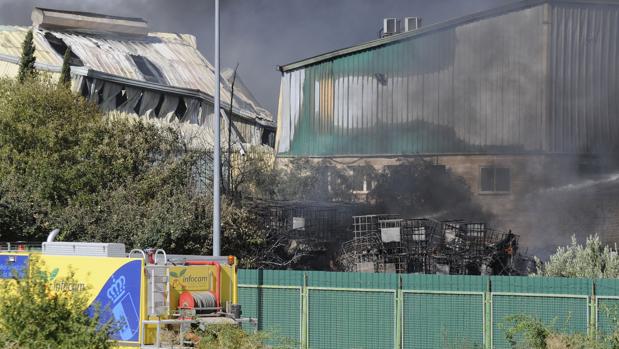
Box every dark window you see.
[174,98,187,119]
[261,129,275,147]
[80,77,91,97]
[115,87,128,108]
[130,55,167,84]
[153,94,165,117]
[352,167,373,193]
[480,167,511,193]
[133,92,143,114]
[431,164,446,175]
[352,168,365,192]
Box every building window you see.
[352,167,373,194]
[261,129,275,148]
[480,167,511,193]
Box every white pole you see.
[213,0,221,257]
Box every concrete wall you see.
[277,154,619,256]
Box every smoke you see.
[0,0,517,115]
[9,0,615,262]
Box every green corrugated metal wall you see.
[277,5,548,157]
[239,270,619,349]
[277,1,619,158]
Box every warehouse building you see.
[0,7,276,148]
[275,0,619,246]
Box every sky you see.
[0,0,518,115]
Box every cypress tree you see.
[58,48,71,88]
[18,30,37,82]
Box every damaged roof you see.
[0,8,273,123]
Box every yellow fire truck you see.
[0,231,253,348]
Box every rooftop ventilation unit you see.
[382,18,400,37]
[32,7,148,37]
[404,17,422,32]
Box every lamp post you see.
[213,0,221,257]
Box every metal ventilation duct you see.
[31,7,148,37]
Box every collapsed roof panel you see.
[0,8,274,125]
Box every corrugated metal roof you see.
[0,25,273,123]
[0,26,62,66]
[279,0,619,72]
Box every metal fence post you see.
[485,278,492,349]
[396,275,403,349]
[590,280,597,338]
[302,272,309,349]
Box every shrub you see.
[534,234,619,278]
[188,324,295,349]
[503,314,619,349]
[0,258,113,349]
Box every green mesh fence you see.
[238,285,302,344]
[307,289,395,349]
[402,292,484,349]
[238,286,259,332]
[597,298,619,336]
[237,270,619,349]
[491,294,589,349]
[594,279,619,337]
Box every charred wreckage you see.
[251,201,530,276]
[339,215,529,275]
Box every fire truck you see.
[0,230,253,348]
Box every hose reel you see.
[178,291,217,314]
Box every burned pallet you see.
[339,214,528,276]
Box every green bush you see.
[534,234,619,278]
[503,314,619,349]
[0,77,282,267]
[0,78,184,241]
[0,258,113,349]
[188,324,295,349]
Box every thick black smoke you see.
[0,0,517,114]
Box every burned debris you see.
[248,200,529,275]
[338,215,529,275]
[247,200,357,269]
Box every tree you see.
[58,48,71,88]
[18,30,37,82]
[534,234,619,278]
[273,158,355,202]
[368,159,489,220]
[0,78,275,268]
[0,78,184,241]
